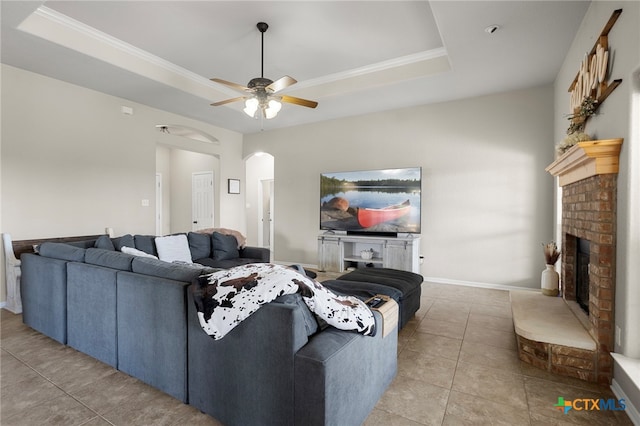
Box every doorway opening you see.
[245,152,274,254]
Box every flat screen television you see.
[320,167,421,235]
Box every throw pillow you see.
[188,232,211,260]
[155,234,193,264]
[211,232,239,261]
[121,246,159,259]
[111,234,134,251]
[94,235,115,251]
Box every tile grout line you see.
[1,343,111,425]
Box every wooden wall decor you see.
[567,9,623,133]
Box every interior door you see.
[192,172,214,231]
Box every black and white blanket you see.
[191,263,375,340]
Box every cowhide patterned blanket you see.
[192,263,375,340]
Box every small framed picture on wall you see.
[228,179,240,194]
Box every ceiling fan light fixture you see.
[210,21,317,119]
[265,99,282,119]
[244,97,259,117]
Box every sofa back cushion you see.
[85,248,134,271]
[188,232,211,260]
[38,242,86,262]
[211,232,239,261]
[134,235,158,256]
[132,257,206,282]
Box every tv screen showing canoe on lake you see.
[320,167,421,234]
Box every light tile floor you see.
[1,282,633,425]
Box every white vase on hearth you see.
[541,264,559,296]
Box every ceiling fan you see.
[210,22,318,120]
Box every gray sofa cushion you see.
[132,257,206,282]
[117,272,190,402]
[188,232,211,260]
[20,253,69,344]
[134,235,157,256]
[38,242,86,262]
[211,232,239,260]
[294,311,397,426]
[67,262,118,367]
[194,257,257,269]
[85,248,134,271]
[94,235,115,251]
[111,234,134,250]
[274,294,318,336]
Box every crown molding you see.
[19,6,237,98]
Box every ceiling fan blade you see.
[266,76,297,93]
[211,96,246,107]
[280,95,318,109]
[211,78,249,92]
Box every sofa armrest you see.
[20,253,69,344]
[117,271,191,402]
[294,311,397,426]
[239,245,270,262]
[187,290,309,425]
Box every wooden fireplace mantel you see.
[545,138,623,186]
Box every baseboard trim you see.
[424,276,539,292]
[0,301,6,309]
[611,378,640,425]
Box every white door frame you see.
[155,173,162,236]
[258,178,274,253]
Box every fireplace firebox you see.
[575,238,590,315]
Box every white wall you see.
[169,149,219,233]
[554,0,639,371]
[0,64,246,303]
[554,2,639,416]
[244,86,555,288]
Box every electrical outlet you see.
[615,325,622,346]
[141,199,150,207]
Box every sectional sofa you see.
[19,232,398,426]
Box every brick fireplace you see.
[546,138,623,384]
[561,174,617,383]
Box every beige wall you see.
[554,1,640,360]
[244,86,555,288]
[168,149,219,233]
[0,64,245,303]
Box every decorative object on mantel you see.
[556,131,591,156]
[541,242,561,296]
[564,9,623,135]
[546,138,623,186]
